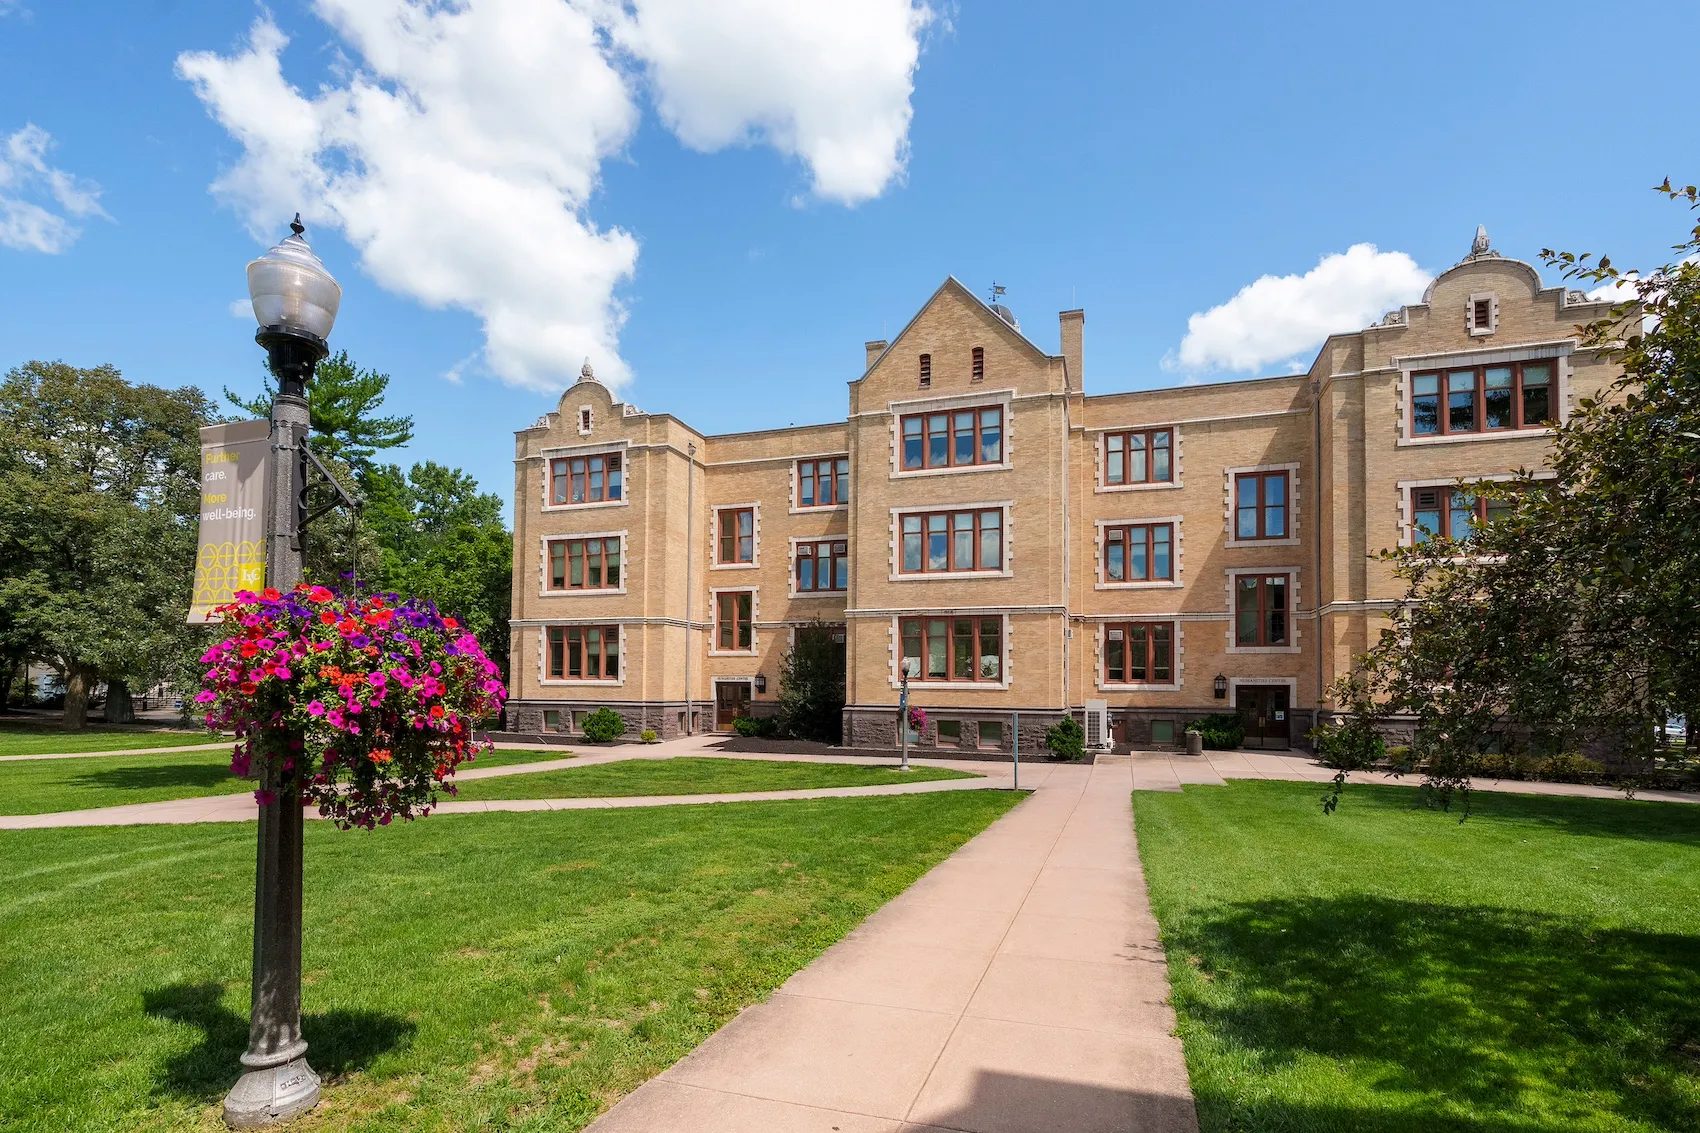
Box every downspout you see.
[683,441,697,733]
[1311,380,1326,725]
[1061,376,1071,718]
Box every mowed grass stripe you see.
[1133,779,1700,1133]
[0,789,1023,1132]
[449,756,976,801]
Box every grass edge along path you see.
[1133,779,1700,1133]
[0,789,1023,1133]
[451,756,976,801]
[0,725,224,758]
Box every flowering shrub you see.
[197,583,507,829]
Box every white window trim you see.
[1093,425,1184,493]
[886,388,1015,479]
[708,585,760,656]
[1093,515,1184,590]
[1092,620,1184,694]
[787,535,850,600]
[538,530,628,597]
[539,440,631,512]
[789,452,852,515]
[1224,565,1302,655]
[1227,676,1299,708]
[1394,472,1557,548]
[1224,463,1302,548]
[1394,342,1572,447]
[709,502,762,570]
[886,613,1012,691]
[888,501,1015,581]
[1467,292,1498,337]
[538,622,628,687]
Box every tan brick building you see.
[506,231,1623,752]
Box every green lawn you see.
[0,724,223,758]
[0,791,1022,1132]
[452,756,975,801]
[0,746,571,816]
[1133,780,1700,1133]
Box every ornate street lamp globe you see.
[248,214,341,396]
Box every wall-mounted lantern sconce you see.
[754,674,767,694]
[1213,673,1228,700]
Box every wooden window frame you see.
[546,536,621,591]
[548,451,623,506]
[1102,428,1173,486]
[1101,621,1175,686]
[898,615,1004,683]
[795,539,849,593]
[715,590,755,652]
[1233,573,1291,648]
[898,507,1004,575]
[1101,522,1173,583]
[796,457,850,508]
[1409,359,1555,438]
[1232,471,1290,542]
[546,625,621,681]
[717,507,756,565]
[898,404,1004,471]
[1410,487,1511,544]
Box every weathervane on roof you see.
[988,281,1007,305]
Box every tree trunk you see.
[104,678,135,724]
[62,664,97,729]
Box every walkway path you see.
[589,754,1197,1133]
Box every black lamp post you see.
[222,214,340,1130]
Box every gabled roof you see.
[856,276,1054,382]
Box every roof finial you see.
[290,212,305,239]
[580,357,597,382]
[1471,224,1491,257]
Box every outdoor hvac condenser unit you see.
[1084,700,1112,751]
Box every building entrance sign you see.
[189,419,271,623]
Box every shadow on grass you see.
[1340,782,1700,847]
[1171,894,1700,1131]
[141,983,414,1100]
[72,764,238,792]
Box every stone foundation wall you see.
[507,699,709,741]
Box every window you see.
[549,452,622,505]
[1150,720,1175,744]
[1102,523,1173,582]
[796,540,848,592]
[1234,574,1290,647]
[543,709,562,731]
[717,507,755,564]
[797,457,849,507]
[899,508,1003,574]
[971,346,985,381]
[572,710,589,732]
[1472,297,1494,334]
[918,353,931,388]
[1410,360,1553,437]
[1102,622,1174,684]
[900,405,1003,470]
[716,591,754,651]
[547,625,620,679]
[899,616,1002,682]
[1233,471,1289,540]
[578,407,593,432]
[1103,429,1173,486]
[1411,487,1512,543]
[547,537,621,590]
[936,719,962,746]
[978,720,1004,749]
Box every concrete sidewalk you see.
[589,754,1196,1133]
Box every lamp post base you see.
[222,1053,320,1129]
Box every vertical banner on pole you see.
[189,419,272,623]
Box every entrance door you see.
[1238,686,1291,749]
[715,681,751,732]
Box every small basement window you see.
[978,720,1004,749]
[543,709,561,731]
[1151,720,1175,744]
[936,719,961,746]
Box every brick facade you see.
[509,238,1623,752]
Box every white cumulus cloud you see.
[600,0,933,205]
[0,124,107,254]
[1170,244,1432,375]
[178,0,931,392]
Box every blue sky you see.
[2,0,1695,517]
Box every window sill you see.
[1095,681,1181,693]
[789,503,849,516]
[889,570,1013,582]
[540,678,626,687]
[1226,646,1301,655]
[891,463,1011,480]
[1223,537,1301,549]
[1397,428,1554,447]
[708,648,759,658]
[888,680,1009,692]
[1095,580,1182,590]
[541,498,629,512]
[1094,481,1181,493]
[789,590,848,600]
[540,588,627,598]
[710,562,759,571]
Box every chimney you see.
[864,340,888,370]
[1058,309,1084,390]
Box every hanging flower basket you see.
[907,705,928,734]
[196,584,507,829]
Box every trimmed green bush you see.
[639,729,658,743]
[1044,716,1086,761]
[731,715,779,738]
[580,707,627,743]
[1191,713,1245,751]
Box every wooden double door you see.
[1237,685,1291,749]
[714,681,752,732]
